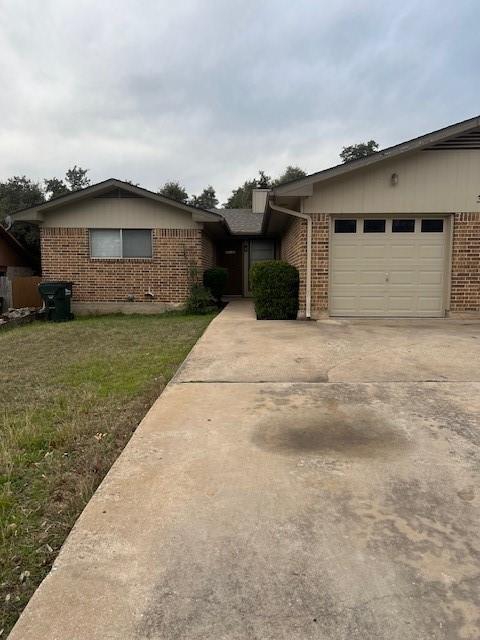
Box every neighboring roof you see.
[0,225,35,266]
[11,178,223,223]
[274,114,480,195]
[215,209,264,235]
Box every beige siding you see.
[304,150,480,214]
[43,197,201,229]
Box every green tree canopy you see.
[189,185,218,209]
[224,171,272,208]
[340,140,379,163]
[65,165,90,191]
[273,165,307,186]
[44,177,69,199]
[224,167,307,208]
[44,166,91,199]
[158,181,189,203]
[0,176,45,259]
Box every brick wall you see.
[281,217,306,311]
[280,213,329,316]
[451,212,480,312]
[40,227,214,305]
[310,214,329,313]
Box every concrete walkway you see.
[10,301,480,639]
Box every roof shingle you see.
[215,208,264,234]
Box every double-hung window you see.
[90,229,152,258]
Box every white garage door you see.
[330,217,448,317]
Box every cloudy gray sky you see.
[0,0,479,202]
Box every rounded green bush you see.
[250,260,299,320]
[203,267,228,302]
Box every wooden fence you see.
[11,276,42,308]
[0,276,10,312]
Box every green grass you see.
[0,312,215,636]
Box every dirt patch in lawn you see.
[0,312,214,636]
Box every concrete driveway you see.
[10,301,480,640]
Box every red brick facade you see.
[280,217,307,311]
[280,214,329,316]
[451,212,480,312]
[41,227,215,305]
[310,214,329,313]
[281,212,480,316]
[41,211,480,315]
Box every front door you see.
[217,241,244,295]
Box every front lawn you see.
[0,312,214,636]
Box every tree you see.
[224,171,272,208]
[65,165,90,191]
[224,167,308,208]
[44,166,91,199]
[340,140,379,163]
[159,181,188,203]
[257,170,271,189]
[0,176,45,259]
[189,185,218,209]
[273,165,307,186]
[44,177,69,199]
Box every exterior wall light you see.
[391,172,399,186]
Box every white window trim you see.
[89,229,153,259]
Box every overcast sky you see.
[0,0,479,202]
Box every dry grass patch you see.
[0,312,214,635]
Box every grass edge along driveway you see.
[0,311,215,636]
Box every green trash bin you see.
[38,282,74,322]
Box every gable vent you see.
[94,188,143,198]
[424,128,480,150]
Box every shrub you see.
[250,260,299,320]
[203,267,228,303]
[185,284,216,314]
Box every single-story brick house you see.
[11,115,480,317]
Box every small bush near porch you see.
[250,260,299,320]
[0,312,214,635]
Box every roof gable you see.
[11,179,222,223]
[274,115,480,195]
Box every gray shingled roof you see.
[215,208,264,235]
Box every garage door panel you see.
[418,297,443,312]
[389,271,416,284]
[330,216,447,317]
[331,271,358,284]
[357,296,386,312]
[419,271,443,285]
[331,296,357,312]
[388,296,416,312]
[361,271,389,285]
[331,244,360,259]
[390,245,416,259]
[358,245,388,259]
[420,244,444,259]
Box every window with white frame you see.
[90,229,152,258]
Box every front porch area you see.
[215,238,279,297]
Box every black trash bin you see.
[38,282,74,322]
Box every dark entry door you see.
[217,241,243,295]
